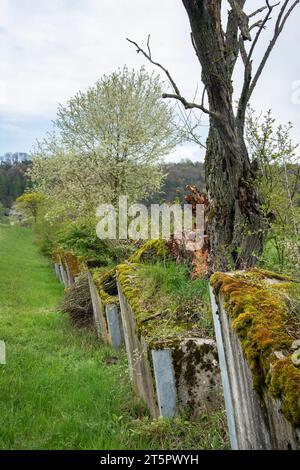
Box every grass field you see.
[0,224,228,450]
[0,224,145,449]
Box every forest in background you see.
[0,159,205,210]
[0,161,31,209]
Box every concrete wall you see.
[54,252,223,422]
[210,286,300,450]
[117,280,222,419]
[88,272,109,342]
[54,258,124,349]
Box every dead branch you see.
[248,0,299,99]
[126,36,217,118]
[228,0,252,40]
[237,0,299,125]
[249,5,269,18]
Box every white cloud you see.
[0,0,299,156]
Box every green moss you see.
[129,239,169,264]
[116,260,185,348]
[210,269,300,426]
[268,358,300,425]
[117,241,212,349]
[92,268,119,306]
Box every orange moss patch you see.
[52,250,87,276]
[63,251,85,276]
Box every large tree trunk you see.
[205,126,268,272]
[182,0,269,271]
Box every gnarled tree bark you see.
[182,0,297,271]
[128,0,299,271]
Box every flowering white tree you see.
[31,66,180,217]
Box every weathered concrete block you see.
[117,281,159,417]
[151,349,177,418]
[88,272,109,342]
[64,262,75,287]
[54,263,62,283]
[105,304,124,348]
[172,338,221,416]
[59,263,68,287]
[117,280,221,419]
[210,272,300,450]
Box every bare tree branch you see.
[228,0,252,40]
[249,18,270,31]
[126,36,217,118]
[248,0,299,99]
[249,5,269,18]
[237,0,299,126]
[225,0,246,74]
[248,1,279,64]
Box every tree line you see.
[0,162,31,210]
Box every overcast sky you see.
[0,0,299,161]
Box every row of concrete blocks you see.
[54,261,75,288]
[55,260,300,448]
[54,261,221,419]
[54,262,124,349]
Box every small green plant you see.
[125,413,229,450]
[136,261,214,339]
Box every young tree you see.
[31,66,179,216]
[15,192,43,222]
[246,109,300,270]
[128,0,299,271]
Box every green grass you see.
[137,261,214,337]
[0,224,228,450]
[0,224,143,449]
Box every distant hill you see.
[149,160,205,204]
[0,158,205,209]
[0,161,32,208]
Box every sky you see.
[0,0,299,162]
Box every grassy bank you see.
[0,224,141,449]
[0,224,227,450]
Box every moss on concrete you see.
[117,240,212,349]
[117,260,188,348]
[210,269,300,426]
[52,250,87,275]
[129,239,169,264]
[92,268,119,307]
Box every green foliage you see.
[138,261,210,303]
[15,192,43,222]
[0,162,31,208]
[117,255,214,347]
[126,413,229,450]
[30,66,179,221]
[246,109,300,275]
[55,221,136,267]
[137,261,213,336]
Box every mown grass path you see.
[0,224,143,450]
